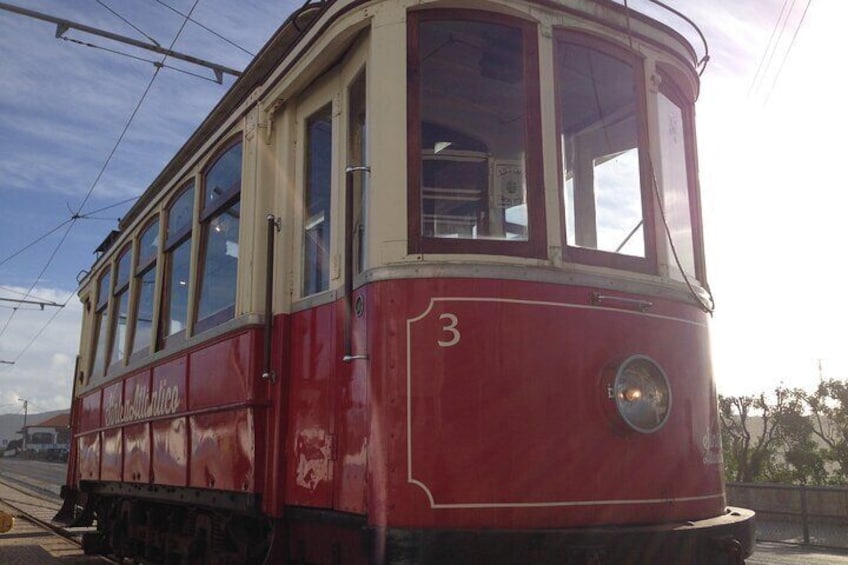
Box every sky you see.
[0,0,844,415]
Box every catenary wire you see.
[0,221,75,340]
[0,1,202,359]
[61,36,226,83]
[95,0,161,46]
[763,0,813,104]
[747,0,793,97]
[0,218,74,269]
[83,196,139,216]
[152,0,255,56]
[0,196,137,271]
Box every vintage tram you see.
[57,0,755,563]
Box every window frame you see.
[554,29,657,274]
[90,266,113,379]
[159,182,195,349]
[656,66,707,283]
[128,217,160,363]
[194,135,243,334]
[301,102,335,298]
[407,9,547,259]
[107,244,133,370]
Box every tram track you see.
[0,475,117,564]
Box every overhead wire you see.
[2,282,80,369]
[763,0,814,104]
[94,0,161,46]
[72,0,201,218]
[0,218,75,269]
[152,0,255,57]
[0,0,202,364]
[0,221,74,340]
[60,36,227,83]
[83,196,139,216]
[0,196,138,272]
[747,0,794,97]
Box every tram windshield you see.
[556,38,647,260]
[414,17,532,243]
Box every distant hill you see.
[0,410,69,446]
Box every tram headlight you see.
[611,355,671,433]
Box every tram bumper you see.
[371,507,755,565]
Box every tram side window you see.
[161,184,194,343]
[130,219,159,358]
[196,141,242,332]
[303,105,333,296]
[91,269,112,378]
[408,12,545,257]
[556,34,653,272]
[657,81,699,281]
[108,246,132,368]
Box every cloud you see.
[0,0,301,414]
[0,286,81,412]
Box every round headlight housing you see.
[612,355,671,433]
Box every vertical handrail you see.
[262,214,280,383]
[343,165,369,362]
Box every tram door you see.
[334,68,369,513]
[287,79,339,509]
[285,60,368,512]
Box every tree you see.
[718,392,782,483]
[718,385,828,484]
[804,378,848,483]
[771,388,827,485]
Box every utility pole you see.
[18,398,28,452]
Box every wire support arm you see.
[0,2,241,82]
[0,297,62,309]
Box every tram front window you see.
[556,34,653,271]
[410,12,544,255]
[657,86,698,281]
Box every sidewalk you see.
[0,499,101,565]
[757,519,848,549]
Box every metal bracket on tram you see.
[345,165,371,174]
[342,354,369,363]
[591,292,653,312]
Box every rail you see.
[726,482,848,549]
[0,473,117,563]
[611,0,709,75]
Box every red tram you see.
[56,0,755,563]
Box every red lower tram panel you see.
[57,281,754,564]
